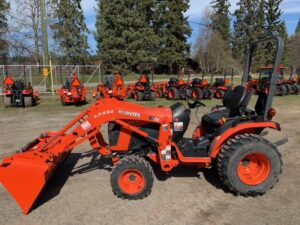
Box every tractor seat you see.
[202,85,252,133]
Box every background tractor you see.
[189,77,214,100]
[134,73,156,101]
[58,74,88,105]
[3,75,39,107]
[210,69,234,99]
[93,71,128,100]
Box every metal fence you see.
[0,65,102,93]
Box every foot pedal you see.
[179,137,209,157]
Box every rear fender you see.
[209,121,280,158]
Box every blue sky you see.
[81,0,300,53]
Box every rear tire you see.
[191,87,204,100]
[156,89,163,98]
[206,88,214,100]
[217,134,282,196]
[4,96,12,107]
[285,84,291,95]
[135,91,143,101]
[215,89,225,99]
[24,96,33,107]
[167,87,179,100]
[277,85,286,96]
[150,91,156,100]
[291,84,299,95]
[111,156,154,200]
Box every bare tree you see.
[193,9,238,75]
[7,0,41,65]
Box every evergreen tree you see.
[232,0,260,62]
[154,0,192,69]
[279,21,290,65]
[52,0,89,64]
[210,0,231,47]
[0,0,10,60]
[264,0,283,36]
[295,18,300,34]
[264,0,289,65]
[96,0,159,68]
[256,0,266,38]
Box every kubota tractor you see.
[3,75,39,107]
[189,78,214,100]
[92,71,128,100]
[211,71,233,99]
[58,74,88,105]
[152,81,168,98]
[166,77,190,100]
[0,37,287,215]
[257,66,292,96]
[134,73,156,101]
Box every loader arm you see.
[0,98,172,214]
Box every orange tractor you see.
[58,74,88,105]
[255,65,297,96]
[211,70,233,99]
[134,73,156,101]
[166,77,190,100]
[0,37,287,215]
[92,71,128,100]
[189,78,214,100]
[3,75,39,107]
[152,81,168,98]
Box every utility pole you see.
[39,0,50,90]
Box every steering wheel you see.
[186,95,206,109]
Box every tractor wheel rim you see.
[118,169,146,195]
[237,152,271,186]
[192,90,198,99]
[168,90,174,99]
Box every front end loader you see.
[0,37,287,215]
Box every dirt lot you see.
[0,96,299,225]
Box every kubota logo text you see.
[118,110,141,118]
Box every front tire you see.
[217,134,282,196]
[111,156,154,199]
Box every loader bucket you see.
[0,151,69,214]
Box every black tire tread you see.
[24,96,33,107]
[111,155,154,200]
[4,96,11,107]
[217,133,282,196]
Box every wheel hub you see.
[119,169,146,195]
[237,152,271,186]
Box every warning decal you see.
[174,122,184,131]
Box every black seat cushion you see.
[202,85,253,133]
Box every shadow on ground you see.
[31,152,229,213]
